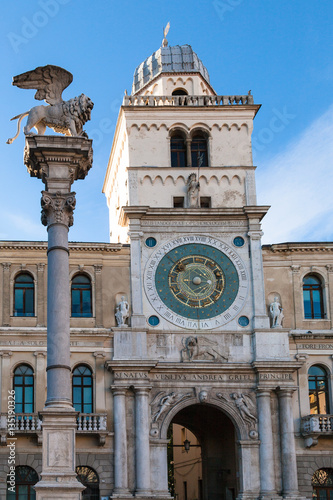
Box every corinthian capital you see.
[41,191,76,228]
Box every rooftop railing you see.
[123,94,254,107]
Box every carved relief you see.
[180,336,227,362]
[150,391,192,423]
[217,392,257,434]
[41,191,76,227]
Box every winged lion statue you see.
[7,65,94,144]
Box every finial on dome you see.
[162,22,170,47]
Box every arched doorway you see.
[6,466,38,499]
[168,404,237,500]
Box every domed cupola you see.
[132,44,215,96]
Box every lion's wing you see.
[12,65,73,105]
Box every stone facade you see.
[1,43,333,499]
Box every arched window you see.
[72,365,93,414]
[14,365,34,414]
[308,365,329,414]
[191,133,208,168]
[71,274,92,317]
[14,273,34,317]
[76,466,100,500]
[171,134,187,168]
[303,274,324,319]
[6,466,38,499]
[312,468,333,499]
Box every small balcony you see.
[301,414,333,447]
[0,412,108,446]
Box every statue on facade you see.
[269,296,284,328]
[187,173,200,208]
[115,296,129,327]
[7,65,94,144]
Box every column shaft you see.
[257,390,277,497]
[135,388,151,496]
[113,388,130,494]
[45,223,72,407]
[277,389,299,497]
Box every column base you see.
[35,474,85,499]
[237,492,260,500]
[259,493,282,500]
[112,495,134,499]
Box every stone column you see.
[256,389,279,499]
[112,387,130,497]
[36,263,46,327]
[2,263,11,326]
[24,135,92,499]
[94,264,103,327]
[247,228,269,329]
[276,388,300,498]
[135,387,151,497]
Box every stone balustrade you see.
[123,93,254,107]
[301,414,333,435]
[77,413,107,431]
[0,412,108,445]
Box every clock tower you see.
[103,42,270,342]
[103,41,299,500]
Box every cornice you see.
[262,243,333,254]
[0,241,128,253]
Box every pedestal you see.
[24,136,93,499]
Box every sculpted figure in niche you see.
[187,173,200,208]
[115,296,129,327]
[269,296,284,328]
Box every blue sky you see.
[1,0,332,244]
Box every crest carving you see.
[181,336,228,362]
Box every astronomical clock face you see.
[144,235,249,330]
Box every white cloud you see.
[256,104,333,244]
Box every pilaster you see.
[93,351,106,412]
[94,264,103,327]
[37,263,46,326]
[247,227,269,329]
[326,264,333,328]
[0,351,13,413]
[2,263,11,326]
[290,265,302,329]
[34,351,47,411]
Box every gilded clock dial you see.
[144,235,249,330]
[168,255,225,307]
[155,243,239,321]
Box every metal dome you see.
[132,44,210,94]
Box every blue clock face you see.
[144,235,249,330]
[155,244,239,320]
